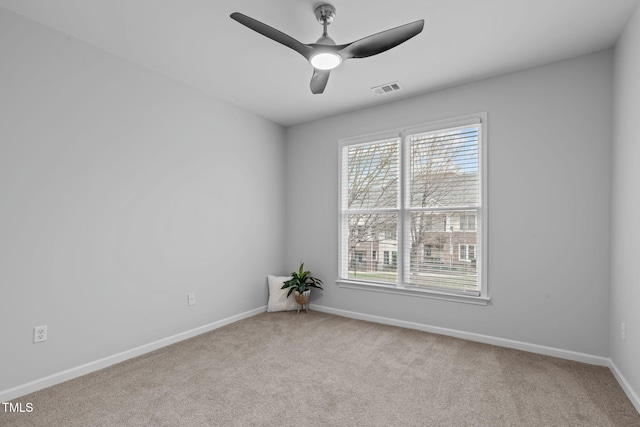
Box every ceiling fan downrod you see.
[314,4,337,44]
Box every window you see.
[423,244,443,261]
[338,114,487,302]
[459,244,476,261]
[383,251,397,267]
[459,213,476,231]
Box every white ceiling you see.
[1,0,638,127]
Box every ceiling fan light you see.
[310,52,341,70]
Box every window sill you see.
[336,279,490,306]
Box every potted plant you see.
[281,263,323,313]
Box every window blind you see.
[406,125,480,294]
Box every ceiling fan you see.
[230,4,424,94]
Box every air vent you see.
[372,82,402,95]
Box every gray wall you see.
[612,2,640,404]
[0,9,286,392]
[285,50,613,358]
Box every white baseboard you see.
[309,304,610,366]
[0,306,266,403]
[609,360,640,414]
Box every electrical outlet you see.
[187,293,196,306]
[621,322,626,341]
[33,325,47,343]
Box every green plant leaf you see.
[281,263,324,297]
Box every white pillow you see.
[267,275,298,312]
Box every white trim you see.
[478,112,488,299]
[399,129,407,285]
[337,140,347,280]
[0,306,267,402]
[609,360,640,414]
[337,279,488,305]
[309,304,609,366]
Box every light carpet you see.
[2,311,639,426]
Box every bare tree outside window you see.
[346,139,398,282]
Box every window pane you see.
[409,127,479,208]
[408,211,477,291]
[347,139,399,209]
[346,213,397,283]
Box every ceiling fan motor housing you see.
[315,4,336,25]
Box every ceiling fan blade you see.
[339,20,425,59]
[230,12,311,59]
[310,69,331,94]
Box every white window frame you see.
[337,113,489,305]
